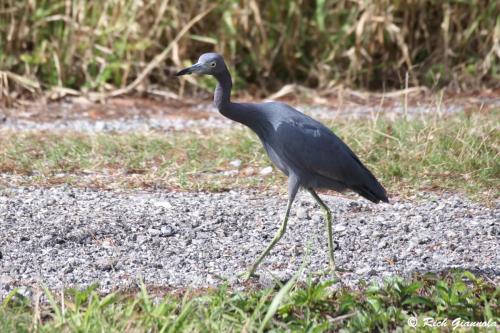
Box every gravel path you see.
[1,103,467,133]
[0,187,498,298]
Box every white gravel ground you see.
[0,186,498,298]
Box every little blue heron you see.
[176,53,388,279]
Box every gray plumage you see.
[176,53,388,278]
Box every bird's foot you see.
[314,265,348,280]
[238,270,260,281]
[330,270,343,280]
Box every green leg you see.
[243,199,293,279]
[242,176,299,280]
[308,189,336,272]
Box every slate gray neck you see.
[214,69,232,111]
[213,66,262,129]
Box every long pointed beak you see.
[175,63,202,76]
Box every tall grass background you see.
[0,0,499,98]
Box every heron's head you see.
[175,53,226,76]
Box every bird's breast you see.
[260,141,288,176]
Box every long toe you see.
[311,268,342,281]
[323,263,350,279]
[238,270,260,281]
[332,265,354,280]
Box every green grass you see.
[0,111,498,198]
[1,271,497,332]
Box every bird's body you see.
[176,53,388,278]
[222,100,387,203]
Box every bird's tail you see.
[351,177,389,204]
[353,184,389,203]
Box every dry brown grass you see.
[0,0,498,99]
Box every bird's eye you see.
[209,62,216,67]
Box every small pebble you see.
[229,160,242,168]
[160,226,175,237]
[296,208,309,220]
[311,214,322,223]
[259,166,273,176]
[148,228,161,236]
[377,241,388,249]
[222,170,239,176]
[333,225,346,232]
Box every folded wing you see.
[274,118,388,203]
